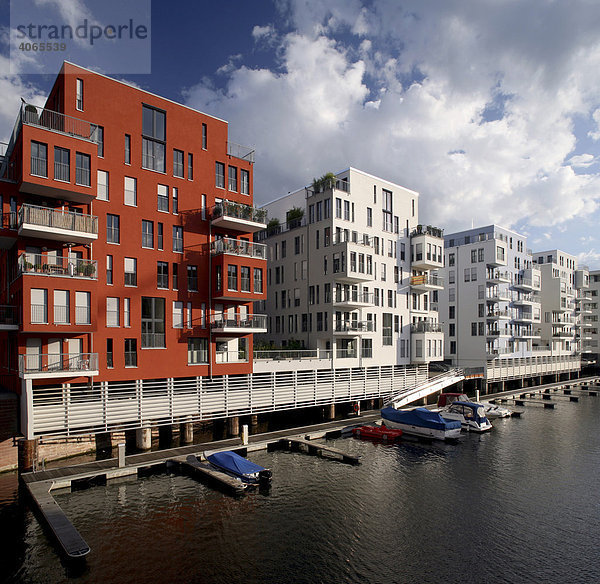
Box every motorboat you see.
[380,407,462,441]
[438,401,492,432]
[206,451,272,485]
[438,392,512,419]
[352,425,403,442]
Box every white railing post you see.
[101,381,108,431]
[168,378,174,423]
[64,383,70,436]
[136,379,143,425]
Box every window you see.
[172,187,178,214]
[107,297,119,327]
[228,264,238,290]
[382,313,393,345]
[449,306,455,319]
[141,297,166,348]
[157,262,168,288]
[202,123,207,149]
[173,226,183,252]
[106,255,113,284]
[254,268,263,293]
[215,162,225,188]
[30,288,47,323]
[125,339,137,367]
[471,267,477,281]
[124,134,131,164]
[107,339,113,368]
[187,302,192,328]
[228,166,238,191]
[107,214,120,243]
[464,268,471,282]
[97,170,109,201]
[76,78,84,110]
[142,220,154,248]
[124,257,137,286]
[240,168,249,194]
[157,222,163,250]
[75,152,91,186]
[124,298,131,327]
[173,301,184,328]
[31,141,47,177]
[124,176,137,206]
[75,291,90,324]
[187,265,198,291]
[336,198,342,218]
[449,323,455,337]
[54,147,70,181]
[448,252,455,266]
[344,200,350,221]
[367,207,372,227]
[97,126,104,157]
[382,189,393,232]
[216,265,222,290]
[53,290,69,324]
[142,105,166,172]
[173,149,184,177]
[471,322,477,336]
[241,266,251,292]
[188,153,193,180]
[478,248,485,262]
[173,263,178,289]
[450,341,456,354]
[157,184,169,211]
[188,338,208,364]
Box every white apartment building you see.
[440,225,542,368]
[254,167,444,368]
[532,250,589,355]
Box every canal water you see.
[2,392,600,584]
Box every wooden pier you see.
[167,455,246,495]
[277,437,360,465]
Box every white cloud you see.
[567,153,597,168]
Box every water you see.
[2,394,600,584]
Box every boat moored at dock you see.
[352,425,403,442]
[438,401,493,432]
[380,407,462,440]
[206,451,272,486]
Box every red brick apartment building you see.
[0,62,267,456]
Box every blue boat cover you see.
[206,451,266,476]
[381,407,462,431]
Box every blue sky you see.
[2,0,600,268]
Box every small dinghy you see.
[206,451,272,486]
[352,425,403,442]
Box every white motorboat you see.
[439,401,493,432]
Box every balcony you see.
[486,290,512,303]
[210,237,267,259]
[227,141,255,163]
[210,313,267,334]
[410,225,444,271]
[17,254,97,280]
[513,311,536,323]
[486,309,512,320]
[410,273,444,291]
[215,350,249,364]
[514,328,541,339]
[333,289,374,307]
[211,201,267,233]
[18,204,98,244]
[486,347,513,359]
[410,321,443,334]
[486,329,512,338]
[487,270,511,285]
[552,330,573,338]
[410,321,444,363]
[19,352,99,379]
[0,305,18,330]
[512,294,540,307]
[333,320,375,335]
[332,257,373,283]
[21,102,100,143]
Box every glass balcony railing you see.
[210,314,268,330]
[17,253,97,279]
[410,321,443,334]
[211,201,267,224]
[210,237,267,259]
[19,352,98,375]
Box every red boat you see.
[352,425,403,442]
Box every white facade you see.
[586,270,600,364]
[255,167,444,367]
[439,225,542,368]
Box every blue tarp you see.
[381,407,462,431]
[206,451,266,477]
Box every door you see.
[47,338,61,371]
[67,338,83,371]
[25,338,42,373]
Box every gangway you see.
[385,368,465,409]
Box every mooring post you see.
[118,443,126,468]
[241,424,249,445]
[17,438,38,474]
[136,424,152,451]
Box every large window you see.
[157,184,169,211]
[157,261,168,288]
[142,220,154,248]
[228,166,237,191]
[173,149,184,178]
[142,105,166,172]
[240,168,249,195]
[241,266,251,292]
[228,264,238,290]
[254,268,263,293]
[75,152,91,186]
[382,189,393,232]
[173,226,183,252]
[107,214,120,243]
[124,257,137,286]
[141,297,165,348]
[124,176,137,206]
[382,313,393,345]
[54,147,70,181]
[187,265,198,291]
[188,338,208,364]
[31,141,47,177]
[215,162,225,188]
[125,339,137,367]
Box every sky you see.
[2,0,600,268]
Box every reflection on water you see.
[3,396,600,584]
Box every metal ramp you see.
[385,368,465,409]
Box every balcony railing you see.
[333,290,374,304]
[0,305,18,326]
[410,274,445,287]
[31,155,47,178]
[17,253,98,279]
[54,161,70,182]
[19,204,98,236]
[486,309,512,318]
[334,320,375,333]
[19,352,98,375]
[215,350,249,363]
[212,200,267,224]
[21,102,100,143]
[210,237,267,259]
[410,321,443,334]
[254,349,332,361]
[336,348,358,359]
[210,314,268,330]
[410,224,444,239]
[227,141,255,163]
[332,232,372,247]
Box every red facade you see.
[0,62,266,392]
